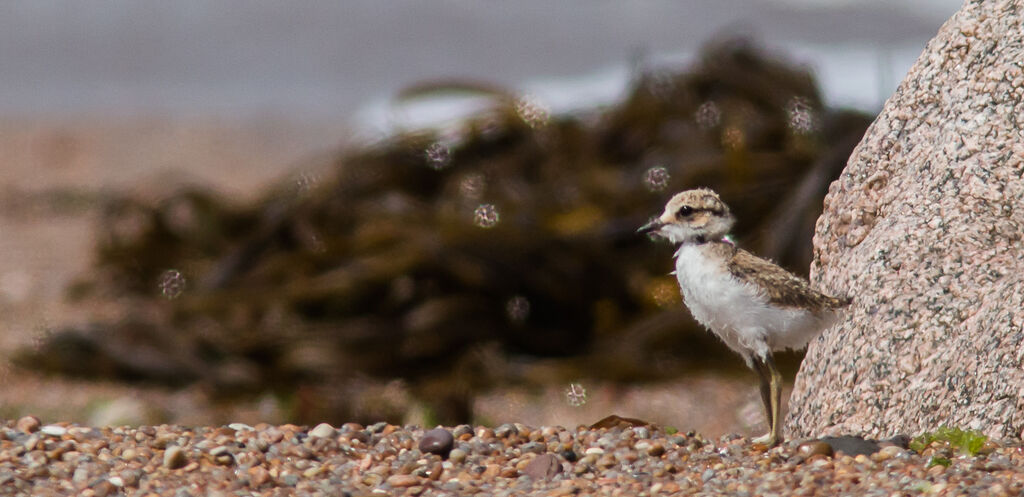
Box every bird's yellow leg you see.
[751,354,784,446]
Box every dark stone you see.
[820,436,881,456]
[560,449,578,462]
[418,428,454,458]
[882,434,911,449]
[588,415,650,430]
[523,453,562,480]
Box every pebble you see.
[448,448,468,464]
[523,453,562,479]
[820,435,882,456]
[162,446,188,469]
[0,416,1017,495]
[418,428,455,457]
[39,425,67,437]
[386,474,420,487]
[308,422,336,439]
[798,441,835,458]
[16,416,40,433]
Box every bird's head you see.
[638,188,735,244]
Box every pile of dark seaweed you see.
[18,39,872,425]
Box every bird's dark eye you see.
[676,206,694,217]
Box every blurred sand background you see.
[0,1,959,435]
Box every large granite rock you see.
[788,0,1024,440]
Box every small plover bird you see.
[639,188,849,446]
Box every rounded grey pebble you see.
[495,423,518,438]
[419,428,454,457]
[448,448,467,464]
[119,470,142,488]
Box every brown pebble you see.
[524,453,562,479]
[798,441,834,458]
[91,480,116,497]
[386,474,420,487]
[426,461,444,481]
[647,442,666,457]
[248,466,270,487]
[16,415,41,434]
[661,482,681,493]
[548,485,580,496]
[482,464,501,479]
[162,446,188,469]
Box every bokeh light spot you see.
[459,173,487,200]
[649,279,680,308]
[159,269,186,299]
[505,295,530,323]
[565,382,587,407]
[722,126,746,150]
[643,166,670,192]
[515,96,551,129]
[473,204,500,228]
[424,142,451,170]
[695,101,721,129]
[785,96,818,134]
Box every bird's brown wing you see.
[727,248,851,311]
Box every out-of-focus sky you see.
[0,0,962,123]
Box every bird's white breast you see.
[672,244,827,361]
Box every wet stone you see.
[798,441,835,458]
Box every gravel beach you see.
[3,416,1022,496]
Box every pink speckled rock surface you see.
[788,0,1024,440]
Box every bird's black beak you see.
[637,218,664,236]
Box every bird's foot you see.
[752,432,782,447]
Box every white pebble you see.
[309,422,337,439]
[40,425,67,437]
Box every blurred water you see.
[0,0,960,123]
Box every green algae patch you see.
[910,426,988,456]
